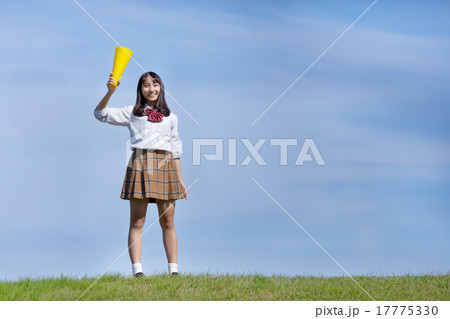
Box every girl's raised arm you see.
[93,76,132,127]
[95,75,119,112]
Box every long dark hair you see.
[133,72,171,117]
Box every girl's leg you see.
[128,198,149,264]
[156,199,178,263]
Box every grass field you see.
[0,273,448,301]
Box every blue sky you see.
[0,0,449,282]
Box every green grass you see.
[0,273,448,301]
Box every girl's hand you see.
[180,180,188,200]
[106,73,120,93]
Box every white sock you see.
[168,263,178,274]
[132,263,143,276]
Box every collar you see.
[144,103,156,111]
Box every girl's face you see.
[141,75,161,105]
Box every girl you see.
[94,71,187,278]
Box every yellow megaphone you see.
[109,46,133,88]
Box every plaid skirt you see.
[120,148,185,203]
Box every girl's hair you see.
[133,72,171,117]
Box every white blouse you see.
[93,104,182,159]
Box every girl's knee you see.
[131,217,146,229]
[159,216,175,230]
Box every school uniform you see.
[94,104,184,203]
